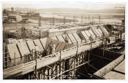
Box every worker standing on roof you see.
[64,35,69,49]
[35,45,41,59]
[65,35,68,43]
[47,43,52,55]
[52,44,56,54]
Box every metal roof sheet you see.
[40,38,48,49]
[33,39,44,52]
[67,34,77,44]
[56,35,65,42]
[88,29,96,39]
[62,34,72,44]
[7,44,21,59]
[72,33,81,44]
[26,40,36,52]
[17,41,30,57]
[81,31,90,42]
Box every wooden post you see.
[14,52,16,66]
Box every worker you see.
[52,44,56,54]
[65,36,69,43]
[35,45,42,59]
[64,35,69,49]
[47,43,52,55]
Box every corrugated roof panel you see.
[34,39,44,52]
[7,44,21,59]
[72,33,81,44]
[7,44,21,65]
[67,34,77,44]
[84,30,91,37]
[81,31,90,41]
[56,35,65,42]
[26,40,35,51]
[100,26,109,36]
[40,38,48,49]
[88,29,96,39]
[91,27,101,37]
[62,34,72,44]
[17,41,30,57]
[97,28,103,37]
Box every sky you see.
[3,0,125,10]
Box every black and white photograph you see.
[2,0,125,80]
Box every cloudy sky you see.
[3,0,125,10]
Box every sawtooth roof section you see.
[72,33,81,44]
[33,39,44,52]
[81,31,90,42]
[40,38,48,49]
[26,39,36,52]
[62,34,72,44]
[17,41,30,57]
[91,26,102,38]
[67,33,77,44]
[56,35,65,42]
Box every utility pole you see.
[38,15,41,27]
[98,16,101,24]
[33,47,38,79]
[52,16,55,25]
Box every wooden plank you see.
[33,39,44,52]
[114,61,125,73]
[103,71,125,79]
[56,42,65,52]
[94,55,124,77]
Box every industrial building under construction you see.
[3,3,125,80]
